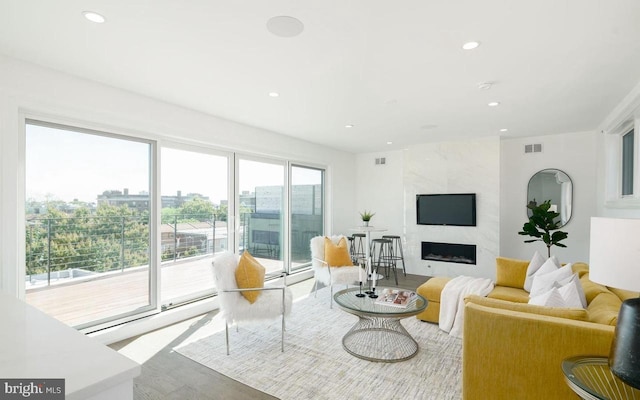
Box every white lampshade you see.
[590,217,640,390]
[589,217,640,292]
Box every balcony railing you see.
[25,213,224,287]
[25,212,319,288]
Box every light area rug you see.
[175,287,462,400]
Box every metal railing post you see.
[121,216,126,272]
[26,224,32,281]
[173,214,178,262]
[47,218,51,286]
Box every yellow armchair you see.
[462,301,614,400]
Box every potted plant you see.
[359,210,375,226]
[518,200,568,257]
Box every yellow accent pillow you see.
[324,237,353,267]
[235,251,265,304]
[495,257,529,289]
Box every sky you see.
[26,123,322,205]
[26,124,150,203]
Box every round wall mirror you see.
[527,169,573,227]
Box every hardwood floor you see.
[109,272,428,399]
[26,255,291,327]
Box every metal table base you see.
[342,315,419,362]
[333,287,427,363]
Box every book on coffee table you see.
[375,289,416,308]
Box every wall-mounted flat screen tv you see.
[416,193,477,226]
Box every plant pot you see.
[363,221,369,227]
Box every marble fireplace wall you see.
[403,137,500,279]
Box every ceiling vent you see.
[524,144,543,154]
[375,157,386,165]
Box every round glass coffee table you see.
[333,287,427,363]
[562,356,640,399]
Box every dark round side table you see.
[562,356,640,400]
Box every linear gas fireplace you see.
[421,241,476,265]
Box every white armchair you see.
[310,235,362,308]
[212,251,293,354]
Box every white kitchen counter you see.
[0,294,140,400]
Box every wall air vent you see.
[524,144,543,154]
[375,157,386,165]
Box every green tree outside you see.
[26,203,150,276]
[26,197,222,279]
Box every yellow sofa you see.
[418,257,637,400]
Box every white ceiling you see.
[1,1,640,153]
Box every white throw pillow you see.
[523,251,546,292]
[529,287,567,307]
[525,256,560,293]
[555,273,587,308]
[539,256,561,274]
[529,263,573,298]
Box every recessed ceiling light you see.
[488,101,500,107]
[82,11,106,23]
[268,92,279,97]
[500,128,508,132]
[462,41,480,50]
[387,141,393,145]
[267,16,304,38]
[345,124,354,128]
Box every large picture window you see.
[238,158,285,274]
[25,120,155,329]
[290,165,324,270]
[23,119,326,331]
[160,147,230,307]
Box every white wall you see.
[500,131,598,263]
[354,150,404,236]
[355,138,501,279]
[0,55,356,295]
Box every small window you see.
[622,129,634,196]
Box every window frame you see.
[604,118,640,208]
[17,113,328,333]
[289,162,326,272]
[159,141,234,309]
[235,154,289,273]
[23,117,161,332]
[621,128,635,196]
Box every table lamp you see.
[589,217,640,389]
